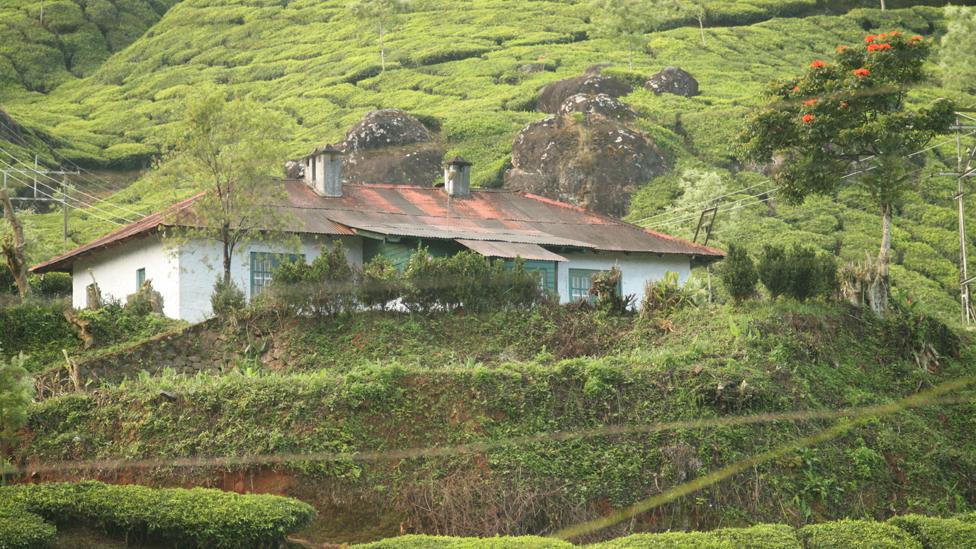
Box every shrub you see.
[797,519,921,549]
[639,271,706,318]
[0,301,75,362]
[889,514,976,549]
[591,266,633,314]
[0,352,33,455]
[125,279,164,315]
[711,524,801,548]
[719,244,758,304]
[0,502,57,549]
[351,535,574,548]
[265,242,356,317]
[4,481,316,549]
[591,531,733,548]
[210,278,246,319]
[358,256,403,310]
[757,245,791,299]
[28,272,72,298]
[758,245,837,302]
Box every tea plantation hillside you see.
[15,303,976,544]
[3,1,976,323]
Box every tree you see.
[592,0,679,68]
[350,0,410,72]
[941,6,976,94]
[740,32,954,315]
[159,87,295,285]
[0,189,31,301]
[679,0,707,46]
[0,351,32,459]
[719,244,757,304]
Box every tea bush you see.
[352,535,574,548]
[796,519,921,549]
[758,245,837,302]
[2,481,316,549]
[0,502,57,549]
[888,515,976,549]
[210,278,246,318]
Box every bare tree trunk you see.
[0,188,32,301]
[698,16,706,46]
[379,23,386,72]
[880,0,886,11]
[221,224,232,285]
[869,202,893,315]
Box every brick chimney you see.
[444,156,472,197]
[305,144,343,197]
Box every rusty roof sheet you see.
[456,239,568,262]
[32,180,722,273]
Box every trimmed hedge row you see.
[0,481,316,549]
[0,503,56,549]
[352,517,976,548]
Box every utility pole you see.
[938,110,976,325]
[0,165,79,242]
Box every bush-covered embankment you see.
[0,480,315,549]
[352,513,976,548]
[15,303,976,544]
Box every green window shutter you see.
[250,251,305,298]
[136,267,146,288]
[508,260,557,294]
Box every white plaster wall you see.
[555,252,691,305]
[71,235,181,318]
[177,235,363,322]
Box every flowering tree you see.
[740,32,954,315]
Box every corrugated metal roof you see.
[32,179,722,273]
[456,239,568,262]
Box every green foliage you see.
[352,535,574,548]
[797,519,921,549]
[0,351,33,454]
[758,245,837,301]
[1,480,315,549]
[210,278,246,319]
[267,241,356,316]
[75,302,177,348]
[358,255,404,310]
[0,501,57,549]
[888,515,976,549]
[719,244,758,303]
[591,266,631,314]
[639,270,706,317]
[593,531,734,548]
[0,301,76,366]
[156,86,297,284]
[28,272,72,298]
[402,249,542,313]
[125,280,164,316]
[940,6,976,94]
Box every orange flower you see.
[810,59,826,69]
[865,34,877,43]
[867,43,892,52]
[888,31,901,37]
[802,114,815,124]
[803,99,818,107]
[853,68,870,77]
[793,85,801,93]
[910,35,924,42]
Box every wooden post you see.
[62,174,68,242]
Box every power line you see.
[0,167,126,228]
[0,152,139,224]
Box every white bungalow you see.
[32,150,723,322]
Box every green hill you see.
[1,1,976,323]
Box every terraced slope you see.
[2,1,976,322]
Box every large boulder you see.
[341,109,445,186]
[505,95,667,217]
[558,93,635,122]
[536,73,632,114]
[645,67,700,97]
